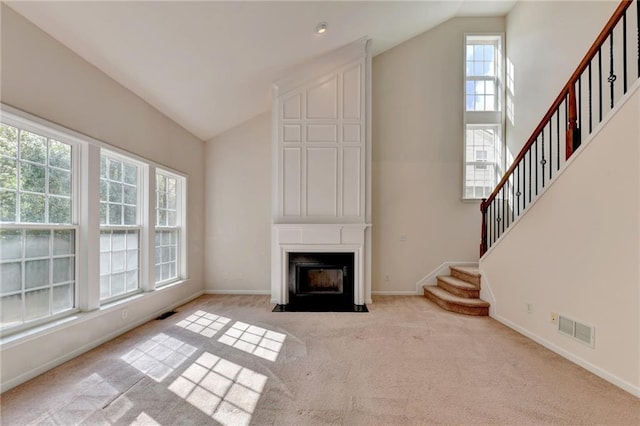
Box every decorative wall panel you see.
[342,147,361,217]
[282,148,301,216]
[306,76,338,119]
[306,148,337,216]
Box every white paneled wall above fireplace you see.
[271,38,372,305]
[274,39,369,223]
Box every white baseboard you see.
[205,289,271,296]
[415,261,479,294]
[1,290,204,393]
[491,313,640,398]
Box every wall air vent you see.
[558,314,595,348]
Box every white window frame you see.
[463,33,506,201]
[154,169,185,287]
[99,151,144,303]
[0,113,81,335]
[0,103,189,337]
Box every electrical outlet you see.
[384,275,390,282]
[399,234,407,242]
[526,303,533,313]
[121,308,128,320]
[551,312,558,325]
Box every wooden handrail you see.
[481,0,634,210]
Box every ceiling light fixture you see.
[316,22,328,34]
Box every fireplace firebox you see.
[287,252,355,310]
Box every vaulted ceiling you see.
[6,1,515,141]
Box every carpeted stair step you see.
[450,265,481,287]
[436,275,480,299]
[423,285,489,316]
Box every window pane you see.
[25,288,49,320]
[0,262,21,294]
[126,270,137,292]
[52,284,73,313]
[25,259,49,288]
[108,159,122,182]
[108,182,123,202]
[0,124,19,157]
[20,193,46,223]
[124,164,137,185]
[0,158,18,190]
[126,250,138,270]
[25,229,50,258]
[48,140,71,170]
[123,205,136,225]
[53,230,74,255]
[49,169,71,196]
[20,163,46,193]
[53,257,74,284]
[20,131,47,164]
[100,202,107,224]
[100,276,110,299]
[108,204,122,224]
[49,197,71,224]
[126,231,137,249]
[123,185,136,205]
[1,294,22,326]
[100,156,107,178]
[0,229,23,260]
[0,190,17,222]
[111,273,125,295]
[112,251,125,273]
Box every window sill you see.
[0,278,190,349]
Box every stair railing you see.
[480,0,639,256]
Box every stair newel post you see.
[566,84,581,159]
[480,199,488,257]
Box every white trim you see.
[490,313,640,398]
[415,261,479,294]
[205,290,271,296]
[481,79,640,258]
[0,288,204,393]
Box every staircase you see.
[423,266,489,316]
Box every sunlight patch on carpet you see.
[121,333,197,382]
[168,352,267,426]
[175,310,232,338]
[217,321,286,361]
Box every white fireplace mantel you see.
[271,39,372,306]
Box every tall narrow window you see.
[99,153,140,301]
[0,123,76,331]
[155,171,182,286]
[463,34,504,200]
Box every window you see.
[463,34,504,200]
[1,105,188,335]
[155,171,181,286]
[0,123,76,330]
[99,154,140,301]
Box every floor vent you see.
[558,315,595,348]
[156,310,177,320]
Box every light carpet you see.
[1,295,639,425]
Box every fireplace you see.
[271,39,371,309]
[288,253,354,309]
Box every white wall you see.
[505,0,618,157]
[0,5,205,390]
[372,16,504,293]
[204,112,272,294]
[481,86,640,396]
